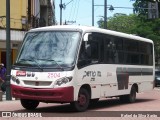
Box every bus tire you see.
[71,88,90,112]
[20,99,39,110]
[120,86,136,103]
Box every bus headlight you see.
[55,77,72,86]
[11,75,20,84]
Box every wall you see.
[0,0,28,30]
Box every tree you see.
[132,0,160,19]
[97,13,140,34]
[107,13,139,34]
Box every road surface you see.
[0,87,160,120]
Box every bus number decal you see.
[48,73,61,79]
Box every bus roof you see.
[29,25,153,43]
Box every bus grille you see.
[23,81,52,87]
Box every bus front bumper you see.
[11,85,74,103]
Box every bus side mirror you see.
[84,33,92,41]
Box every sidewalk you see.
[2,93,5,101]
[0,91,17,102]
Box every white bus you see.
[11,25,155,112]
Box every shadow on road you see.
[14,97,156,114]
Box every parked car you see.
[155,70,160,87]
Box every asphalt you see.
[0,88,160,120]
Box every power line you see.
[75,0,80,21]
[65,0,74,6]
[71,0,78,21]
[68,0,74,21]
[67,0,79,24]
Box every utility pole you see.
[6,0,12,100]
[92,0,94,26]
[60,0,63,25]
[104,0,107,29]
[59,0,74,25]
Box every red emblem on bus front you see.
[16,71,26,76]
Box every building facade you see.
[0,0,55,67]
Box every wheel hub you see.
[78,94,86,106]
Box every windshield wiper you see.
[37,59,64,71]
[18,59,43,71]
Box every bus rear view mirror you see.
[84,33,92,41]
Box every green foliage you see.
[98,13,160,41]
[132,0,160,19]
[108,13,140,34]
[133,0,148,17]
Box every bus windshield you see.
[16,31,81,69]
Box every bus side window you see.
[88,41,99,63]
[78,33,103,68]
[105,38,116,64]
[78,41,91,68]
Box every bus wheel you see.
[71,88,90,112]
[20,99,39,110]
[120,86,136,103]
[129,86,136,103]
